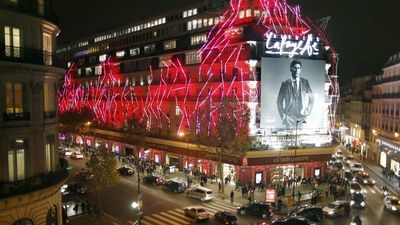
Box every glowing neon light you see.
[265,32,320,57]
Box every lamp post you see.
[131,201,139,224]
[292,119,306,198]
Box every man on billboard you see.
[276,59,314,129]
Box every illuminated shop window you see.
[208,18,214,26]
[130,47,140,56]
[164,40,176,50]
[116,50,125,57]
[147,75,152,84]
[185,51,201,64]
[99,54,106,62]
[77,69,81,76]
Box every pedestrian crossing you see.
[140,200,240,225]
[362,184,382,194]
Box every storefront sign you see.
[265,188,277,203]
[247,154,331,166]
[264,32,320,57]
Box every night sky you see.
[53,0,400,84]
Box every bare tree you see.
[194,97,250,196]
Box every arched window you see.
[12,218,34,225]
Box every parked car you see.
[383,195,400,213]
[288,205,324,222]
[354,172,375,185]
[186,186,213,201]
[184,206,210,222]
[350,162,364,173]
[214,211,238,225]
[70,151,84,159]
[349,181,363,194]
[272,216,315,225]
[343,170,354,182]
[350,192,366,208]
[237,202,273,218]
[162,180,186,193]
[62,182,87,195]
[322,201,351,217]
[75,170,94,181]
[117,166,135,176]
[143,175,164,185]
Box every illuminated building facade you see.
[0,0,65,224]
[371,52,400,177]
[57,0,338,184]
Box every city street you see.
[64,146,400,225]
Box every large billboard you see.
[260,58,326,133]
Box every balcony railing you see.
[374,75,400,84]
[0,169,68,199]
[371,92,400,99]
[0,45,64,68]
[3,112,30,121]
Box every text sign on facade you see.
[264,32,320,57]
[265,188,277,203]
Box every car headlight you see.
[328,211,334,215]
[392,206,397,211]
[351,189,355,193]
[372,180,376,184]
[350,200,355,206]
[363,180,367,184]
[361,202,365,207]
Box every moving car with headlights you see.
[349,181,363,194]
[350,162,364,173]
[117,166,135,176]
[237,202,273,218]
[354,172,375,185]
[272,216,316,225]
[350,192,366,208]
[70,151,84,159]
[344,156,355,165]
[143,175,164,185]
[383,195,400,213]
[62,182,87,195]
[186,186,213,201]
[322,201,351,217]
[343,170,354,182]
[184,206,210,222]
[214,211,238,225]
[288,205,324,222]
[162,180,186,193]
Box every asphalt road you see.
[64,154,400,225]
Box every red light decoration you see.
[58,0,338,136]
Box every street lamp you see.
[292,119,306,198]
[131,201,139,224]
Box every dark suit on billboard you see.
[276,76,314,129]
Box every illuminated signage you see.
[265,32,320,57]
[265,188,277,203]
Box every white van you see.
[186,186,213,201]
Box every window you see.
[116,50,125,57]
[246,9,252,17]
[6,82,23,114]
[164,40,176,50]
[85,67,92,76]
[8,139,26,182]
[239,10,245,19]
[99,54,107,62]
[130,47,140,56]
[191,34,207,45]
[43,33,52,65]
[4,26,22,57]
[159,55,171,68]
[38,0,44,15]
[95,66,102,75]
[45,135,55,172]
[175,105,180,116]
[43,83,54,113]
[185,51,201,64]
[144,44,155,54]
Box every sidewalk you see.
[336,144,400,195]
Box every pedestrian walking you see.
[230,190,234,203]
[218,181,222,193]
[297,190,301,202]
[81,201,86,214]
[73,203,79,215]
